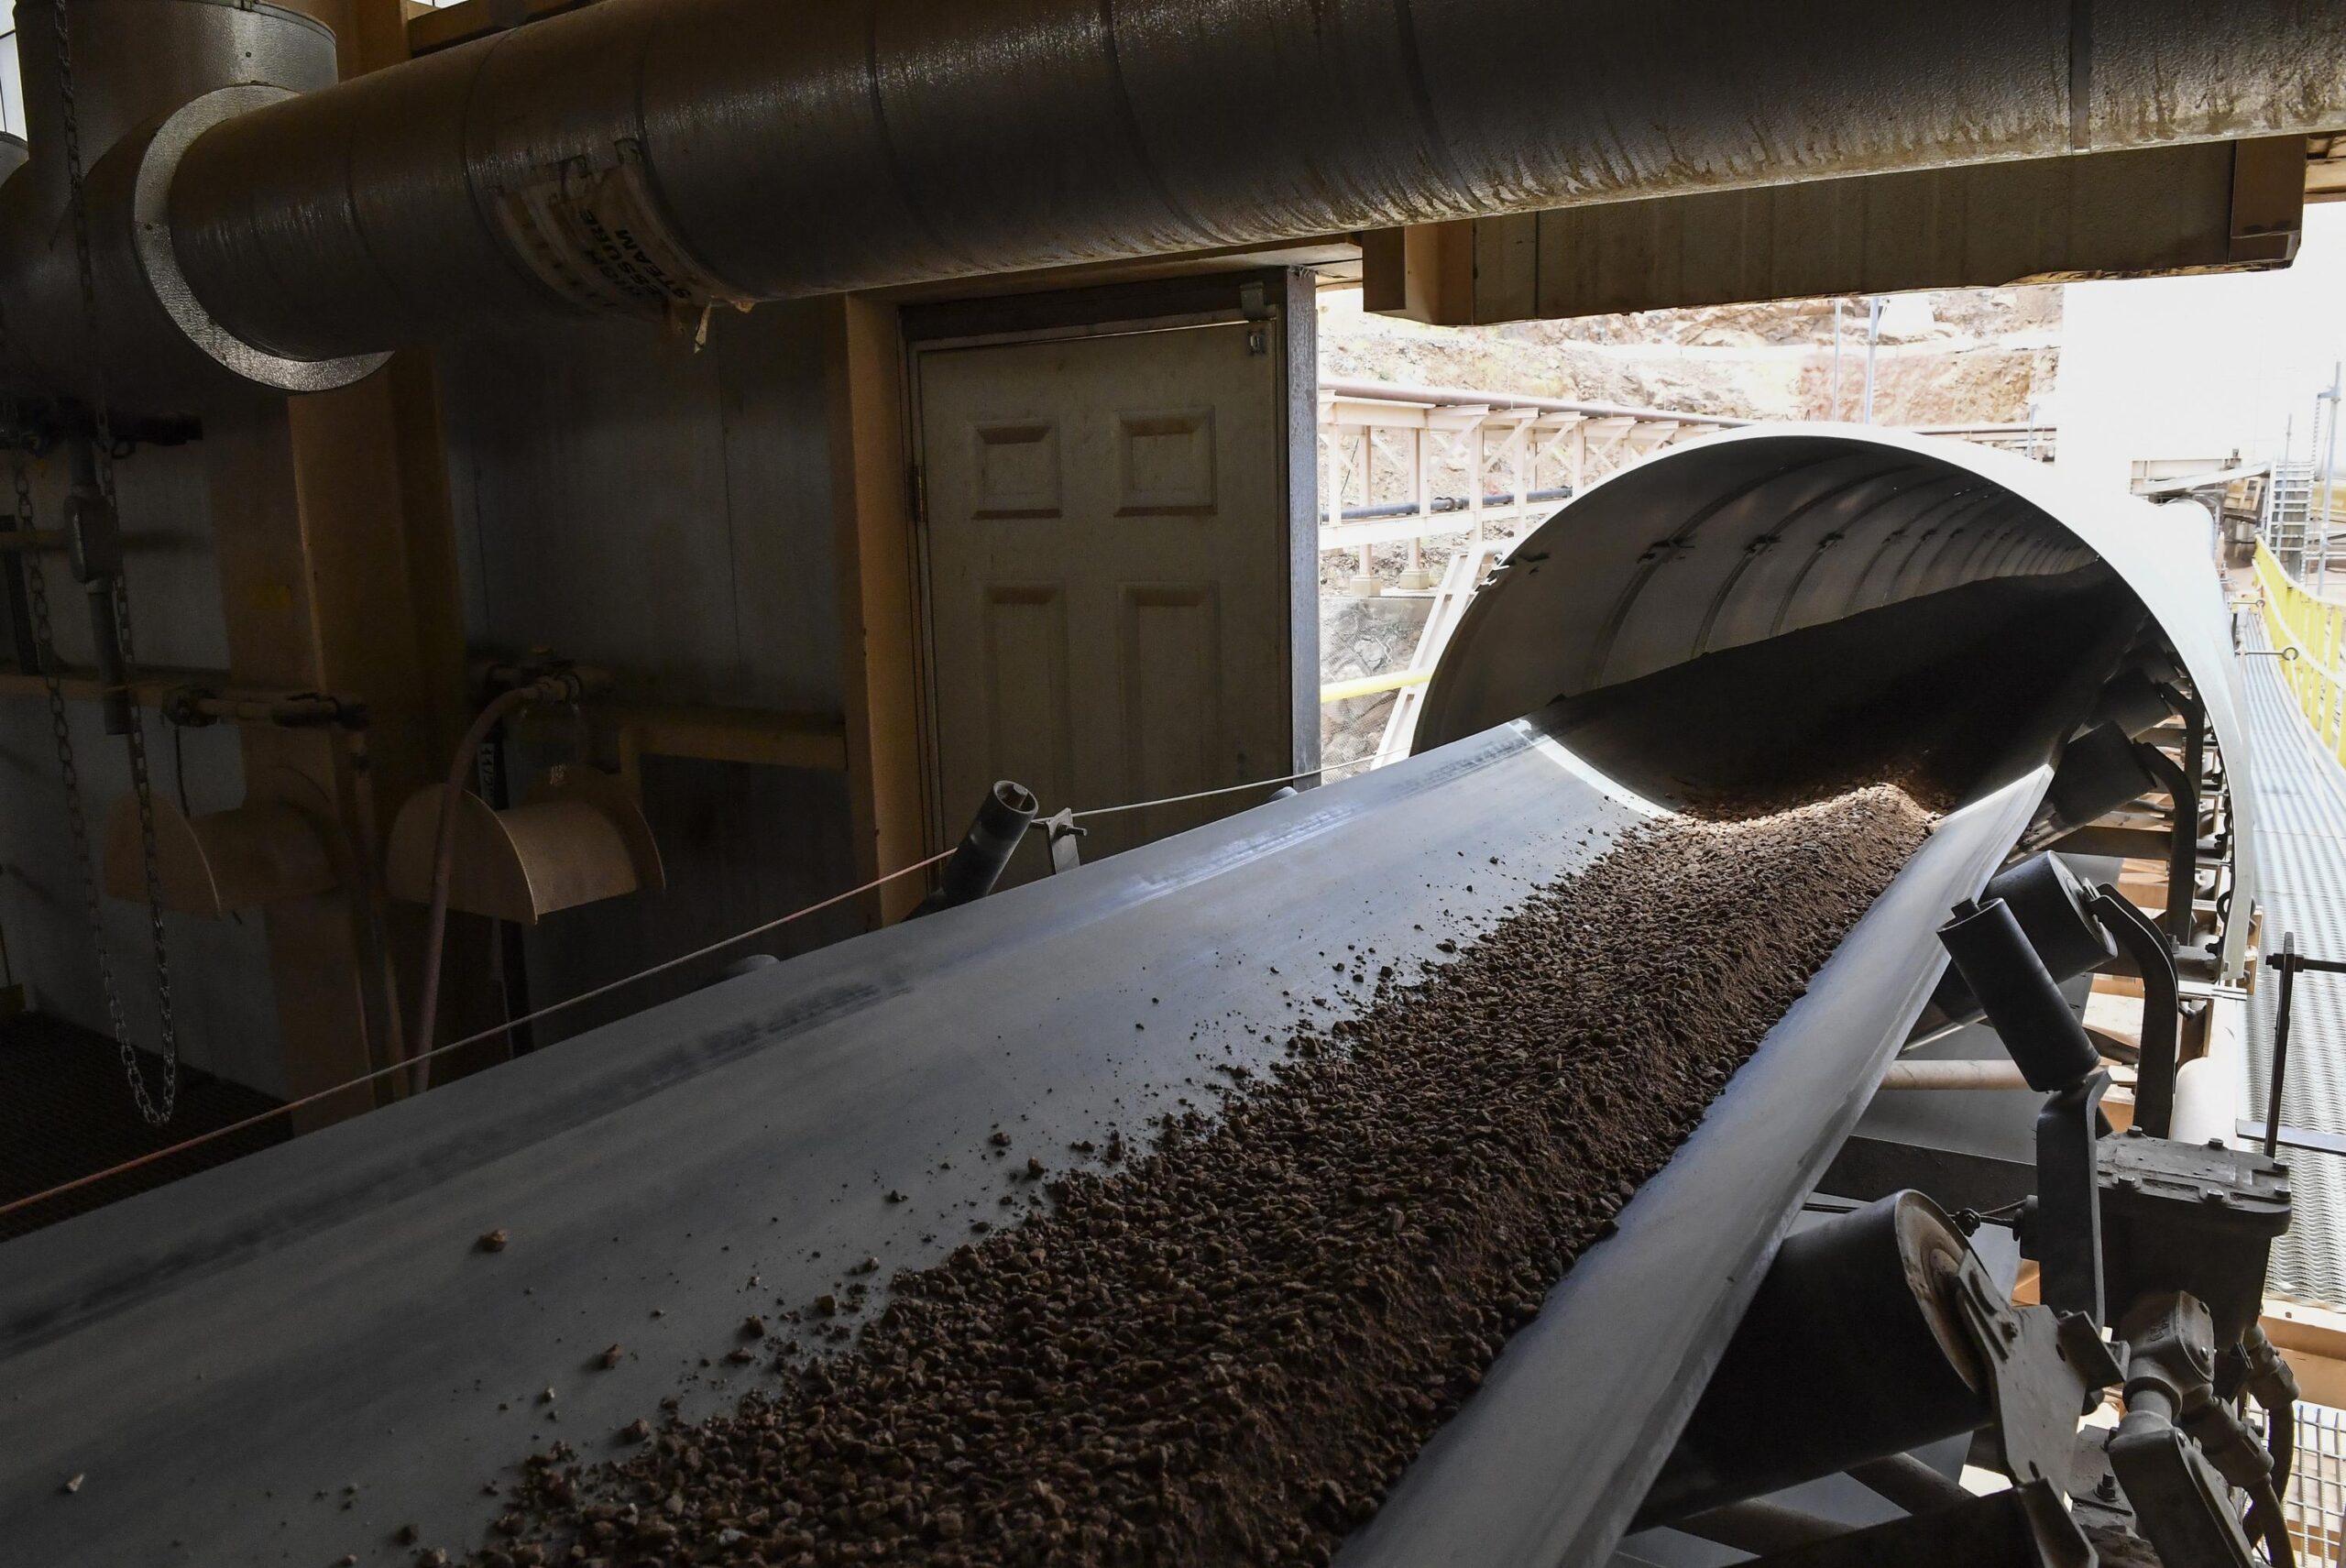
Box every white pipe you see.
[2171,1058,2233,1146]
[1878,1058,2029,1091]
[2172,992,2253,1147]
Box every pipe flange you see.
[133,84,390,395]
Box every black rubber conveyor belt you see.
[0,708,2043,1566]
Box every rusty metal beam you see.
[510,703,850,805]
[200,403,388,1127]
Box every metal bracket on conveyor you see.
[1939,888,2116,1325]
[1924,850,2191,1311]
[1945,1249,2124,1496]
[2088,885,2182,1137]
[1033,807,1087,876]
[910,780,1038,917]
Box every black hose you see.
[2244,1325,2300,1497]
[2249,1479,2296,1568]
[2269,1401,2296,1497]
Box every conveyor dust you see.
[465,787,1933,1568]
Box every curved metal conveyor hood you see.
[1421,426,2257,974]
[0,433,2244,1565]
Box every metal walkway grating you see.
[2292,1401,2346,1566]
[2242,616,2346,1304]
[0,1014,289,1242]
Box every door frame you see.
[899,268,1321,852]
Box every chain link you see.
[44,0,177,1124]
[11,454,171,1121]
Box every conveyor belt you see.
[2241,615,2346,1304]
[0,707,2037,1568]
[0,430,2249,1564]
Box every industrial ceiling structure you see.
[0,2,2341,1566]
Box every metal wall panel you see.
[435,300,863,1043]
[0,438,282,1092]
[439,302,843,712]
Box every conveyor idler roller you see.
[1940,896,2102,1091]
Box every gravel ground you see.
[464,785,1934,1568]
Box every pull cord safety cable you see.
[1069,742,1407,821]
[0,744,1419,1224]
[0,847,954,1223]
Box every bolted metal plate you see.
[2099,1130,2291,1235]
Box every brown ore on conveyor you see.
[476,784,1935,1568]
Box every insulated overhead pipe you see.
[134,0,2346,371]
[0,0,387,404]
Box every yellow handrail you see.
[2253,542,2346,763]
[1320,668,1433,704]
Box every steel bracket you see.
[1946,1251,2123,1494]
[2089,886,2181,1136]
[1035,807,1087,875]
[2034,1069,2112,1324]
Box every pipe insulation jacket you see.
[156,0,2346,363]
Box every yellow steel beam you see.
[0,664,225,707]
[826,296,929,927]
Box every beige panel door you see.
[918,320,1299,883]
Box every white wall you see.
[2058,204,2346,499]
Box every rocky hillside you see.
[1321,286,2062,427]
[1314,285,2065,765]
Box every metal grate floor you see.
[2242,617,2346,1304]
[2293,1401,2346,1566]
[0,1013,289,1242]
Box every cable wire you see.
[0,846,957,1223]
[1,742,1425,1223]
[1069,742,1408,820]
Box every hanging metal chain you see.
[45,0,178,1124]
[12,456,171,1121]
